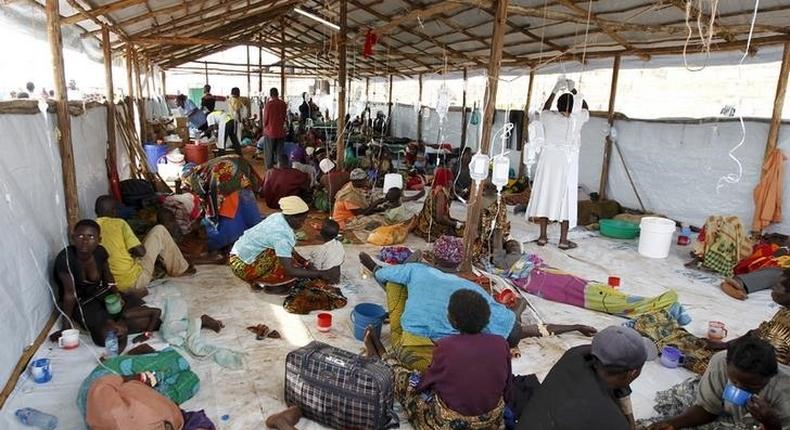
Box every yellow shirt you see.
[97,217,142,291]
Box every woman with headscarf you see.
[229,196,333,294]
[413,170,464,242]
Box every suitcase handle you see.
[304,342,366,373]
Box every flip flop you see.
[536,238,548,247]
[558,241,578,250]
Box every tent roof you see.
[33,0,790,76]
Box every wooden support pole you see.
[460,0,509,272]
[518,70,535,177]
[387,74,394,136]
[246,45,251,96]
[125,47,133,96]
[204,61,209,85]
[133,49,147,142]
[598,55,621,200]
[47,0,80,230]
[161,70,166,98]
[417,73,423,143]
[258,36,263,94]
[102,27,118,179]
[764,42,790,162]
[460,67,468,151]
[280,16,287,96]
[335,0,348,168]
[365,77,370,100]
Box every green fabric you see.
[77,348,200,416]
[584,283,680,317]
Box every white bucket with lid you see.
[638,217,676,259]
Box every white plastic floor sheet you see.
[0,201,780,429]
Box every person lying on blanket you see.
[364,288,512,430]
[721,242,790,300]
[490,230,687,322]
[358,234,596,371]
[344,186,425,232]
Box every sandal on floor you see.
[535,238,548,247]
[558,241,578,250]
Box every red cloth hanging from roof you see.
[363,29,378,57]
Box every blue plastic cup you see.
[30,358,52,384]
[723,383,753,406]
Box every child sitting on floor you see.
[302,219,344,283]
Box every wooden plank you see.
[764,41,790,161]
[376,1,463,35]
[103,27,118,179]
[335,0,348,168]
[460,0,509,272]
[518,70,534,177]
[460,67,468,150]
[258,34,263,93]
[131,36,227,45]
[246,44,251,96]
[417,73,423,143]
[47,0,80,230]
[598,55,621,200]
[63,0,150,25]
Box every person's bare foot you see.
[363,326,386,359]
[359,252,379,272]
[265,406,302,429]
[126,343,156,355]
[127,287,149,300]
[720,279,748,300]
[183,264,197,275]
[201,315,224,333]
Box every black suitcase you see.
[284,341,398,430]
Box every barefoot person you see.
[359,235,596,371]
[53,219,162,350]
[526,78,589,250]
[95,195,195,298]
[229,196,334,293]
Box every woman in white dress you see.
[526,79,589,250]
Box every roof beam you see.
[63,0,149,25]
[555,0,650,60]
[375,1,464,35]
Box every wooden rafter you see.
[63,0,150,25]
[555,0,651,59]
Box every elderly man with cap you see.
[516,325,656,430]
[229,196,334,294]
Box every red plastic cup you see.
[607,276,621,288]
[317,312,333,332]
[495,289,517,307]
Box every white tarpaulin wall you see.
[388,105,790,232]
[0,105,112,390]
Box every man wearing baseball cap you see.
[516,325,656,430]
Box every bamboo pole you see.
[764,42,790,162]
[335,0,348,168]
[460,67,468,151]
[125,45,134,121]
[417,73,423,143]
[204,61,208,85]
[280,16,287,96]
[460,0,509,272]
[365,77,370,100]
[598,55,621,200]
[102,27,118,179]
[518,70,535,177]
[47,0,79,229]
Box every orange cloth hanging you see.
[752,148,786,231]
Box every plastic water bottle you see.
[15,408,58,429]
[105,330,119,358]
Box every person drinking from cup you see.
[649,336,790,430]
[53,219,164,351]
